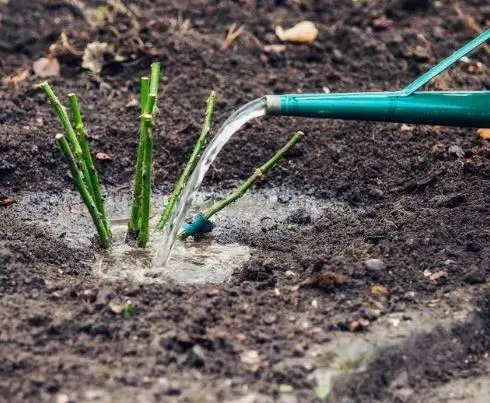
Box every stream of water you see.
[153,97,267,266]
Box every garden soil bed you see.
[1,1,489,402]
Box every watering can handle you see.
[401,29,490,96]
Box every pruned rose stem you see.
[156,90,217,232]
[128,63,161,246]
[56,133,110,249]
[40,82,93,198]
[179,131,305,239]
[68,93,110,237]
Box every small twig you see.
[68,93,110,236]
[156,90,217,232]
[220,23,245,51]
[452,1,489,55]
[180,131,305,239]
[56,134,110,249]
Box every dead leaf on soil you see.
[96,152,112,161]
[477,128,490,140]
[275,21,318,44]
[371,284,389,295]
[0,198,16,207]
[295,272,345,291]
[429,270,448,282]
[33,57,60,78]
[82,42,112,74]
[49,32,83,59]
[2,68,29,86]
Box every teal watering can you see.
[265,29,490,127]
[182,29,489,237]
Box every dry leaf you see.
[33,57,60,78]
[275,21,318,44]
[477,128,490,139]
[429,270,448,282]
[371,284,388,295]
[82,42,111,74]
[2,68,29,86]
[96,152,112,161]
[49,32,83,58]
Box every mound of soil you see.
[1,1,488,402]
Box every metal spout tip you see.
[265,95,281,115]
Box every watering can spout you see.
[266,29,490,128]
[265,91,490,128]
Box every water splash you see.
[154,97,267,266]
[95,219,250,285]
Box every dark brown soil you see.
[1,1,489,402]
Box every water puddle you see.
[11,188,356,285]
[94,219,250,285]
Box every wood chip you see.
[275,21,318,44]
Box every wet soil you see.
[1,0,489,402]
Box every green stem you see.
[40,82,92,196]
[138,94,157,248]
[129,63,161,239]
[128,78,150,236]
[156,90,217,232]
[56,134,110,249]
[68,93,111,237]
[140,77,149,114]
[204,131,305,219]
